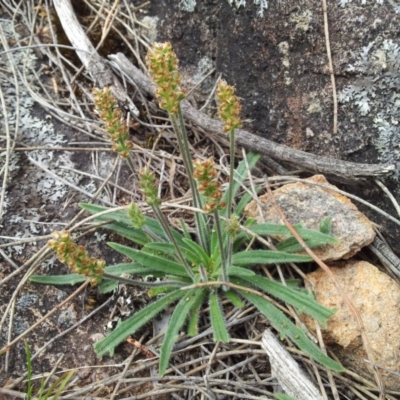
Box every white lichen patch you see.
[0,20,83,254]
[339,39,400,178]
[290,10,313,31]
[180,0,268,17]
[179,0,197,12]
[140,16,159,43]
[193,57,214,84]
[339,0,400,13]
[278,41,292,85]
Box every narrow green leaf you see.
[275,394,296,400]
[235,189,260,216]
[232,250,312,265]
[249,223,338,244]
[182,238,211,267]
[224,290,245,308]
[226,266,256,277]
[43,370,74,400]
[209,292,230,343]
[94,289,184,357]
[276,236,334,253]
[30,262,156,290]
[105,262,151,275]
[234,276,335,325]
[24,341,33,400]
[98,279,118,294]
[239,290,344,372]
[187,289,207,336]
[159,289,205,376]
[222,151,261,210]
[108,242,188,277]
[79,203,127,222]
[144,242,177,255]
[179,219,191,239]
[80,203,185,245]
[29,274,85,285]
[102,222,150,246]
[320,217,333,235]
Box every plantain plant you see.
[30,42,344,376]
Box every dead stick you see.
[52,0,138,116]
[322,0,338,134]
[108,53,394,180]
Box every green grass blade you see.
[232,250,312,265]
[234,276,336,325]
[159,288,205,376]
[42,370,74,400]
[209,292,229,343]
[24,341,33,400]
[239,290,344,372]
[108,243,188,277]
[95,289,184,357]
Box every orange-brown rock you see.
[244,175,375,261]
[304,260,400,390]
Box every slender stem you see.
[213,210,228,286]
[171,111,209,252]
[227,128,236,219]
[125,155,136,177]
[226,238,233,277]
[152,205,196,280]
[102,272,185,288]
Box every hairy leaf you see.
[94,289,184,357]
[234,276,336,325]
[239,290,344,372]
[108,242,187,277]
[224,290,245,308]
[159,289,205,376]
[222,151,261,212]
[29,274,85,285]
[209,292,230,343]
[232,250,312,265]
[249,223,338,245]
[226,266,256,277]
[187,289,207,336]
[181,237,211,267]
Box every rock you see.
[244,175,375,261]
[304,260,400,390]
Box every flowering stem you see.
[227,129,236,219]
[126,156,136,177]
[213,210,228,286]
[151,204,196,280]
[171,111,209,252]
